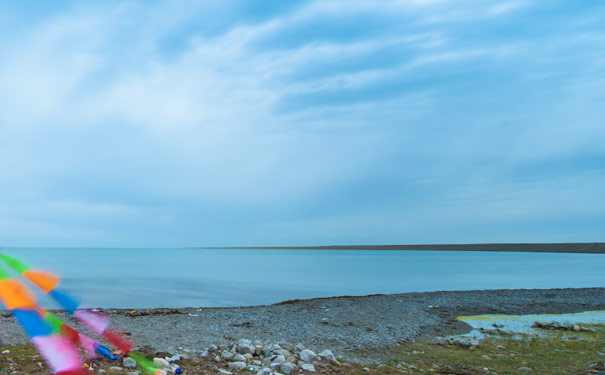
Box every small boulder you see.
[301,363,316,372]
[280,362,298,375]
[123,357,137,368]
[221,350,234,360]
[299,349,316,363]
[318,349,336,363]
[228,361,247,370]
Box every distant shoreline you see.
[198,242,605,253]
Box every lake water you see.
[1,248,604,308]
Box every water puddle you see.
[456,310,605,340]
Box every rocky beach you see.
[2,288,604,367]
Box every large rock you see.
[301,363,316,372]
[318,350,336,363]
[221,350,234,360]
[270,362,282,371]
[228,361,247,370]
[299,349,316,363]
[237,339,255,355]
[280,362,298,375]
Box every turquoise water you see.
[2,248,604,308]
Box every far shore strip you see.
[196,242,605,254]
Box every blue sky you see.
[0,0,604,247]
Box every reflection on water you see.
[2,247,604,308]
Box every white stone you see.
[221,350,234,360]
[233,354,247,362]
[301,363,315,372]
[216,369,233,375]
[123,357,137,368]
[201,350,209,358]
[299,349,316,363]
[318,350,336,362]
[228,361,247,370]
[165,354,181,362]
[270,362,282,371]
[257,368,272,375]
[153,357,170,368]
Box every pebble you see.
[216,368,233,375]
[301,363,316,372]
[153,358,170,368]
[518,366,532,371]
[123,357,137,368]
[221,350,234,360]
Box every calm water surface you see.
[3,248,604,308]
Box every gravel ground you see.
[1,288,604,362]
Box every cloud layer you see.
[0,0,604,246]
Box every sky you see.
[0,0,604,247]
